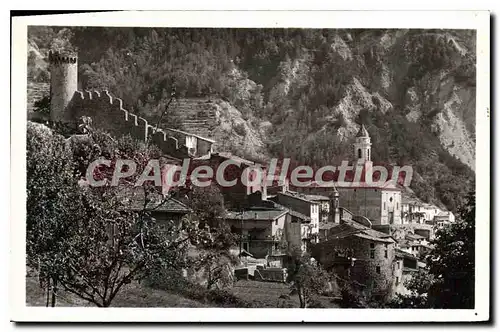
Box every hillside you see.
[27,27,475,212]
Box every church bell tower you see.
[353,124,372,165]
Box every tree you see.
[426,190,475,308]
[27,123,209,307]
[386,268,434,308]
[388,191,476,309]
[287,248,330,308]
[187,184,226,231]
[26,122,77,306]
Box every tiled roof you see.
[279,191,316,204]
[405,233,425,240]
[272,202,311,222]
[303,194,330,201]
[325,221,395,243]
[319,222,338,230]
[225,207,287,221]
[117,187,191,213]
[395,248,417,259]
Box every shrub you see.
[145,267,254,307]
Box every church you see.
[293,124,403,226]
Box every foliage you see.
[33,96,51,115]
[146,268,254,307]
[287,248,330,308]
[426,190,475,308]
[26,123,209,307]
[339,280,367,308]
[387,191,475,309]
[26,122,77,306]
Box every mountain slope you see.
[27,27,475,212]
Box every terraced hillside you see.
[168,97,267,160]
[170,98,219,140]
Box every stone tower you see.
[353,124,372,165]
[49,50,78,122]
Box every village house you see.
[311,220,397,299]
[223,205,290,259]
[193,151,265,209]
[118,186,192,223]
[393,248,419,296]
[433,211,456,227]
[271,191,321,251]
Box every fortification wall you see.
[66,90,189,158]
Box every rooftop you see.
[117,187,191,213]
[196,151,258,167]
[324,220,395,244]
[405,233,426,240]
[225,207,288,221]
[302,194,330,202]
[279,191,318,205]
[395,248,418,260]
[356,124,370,138]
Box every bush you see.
[145,268,254,307]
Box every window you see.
[397,202,399,210]
[384,250,388,258]
[384,202,386,210]
[376,266,381,274]
[390,197,393,203]
[358,149,362,159]
[370,243,375,259]
[275,219,278,226]
[396,277,400,285]
[397,261,401,269]
[243,242,249,252]
[274,243,278,251]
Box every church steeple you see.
[356,124,370,138]
[354,123,371,164]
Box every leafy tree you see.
[26,122,77,306]
[388,191,475,309]
[287,248,330,308]
[27,123,209,307]
[426,190,475,308]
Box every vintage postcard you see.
[10,11,490,322]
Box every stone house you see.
[433,211,456,227]
[193,151,264,209]
[273,191,321,250]
[224,206,290,258]
[393,248,419,296]
[312,220,397,298]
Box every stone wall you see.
[66,90,190,159]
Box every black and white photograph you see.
[10,10,490,322]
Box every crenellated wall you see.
[66,90,190,158]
